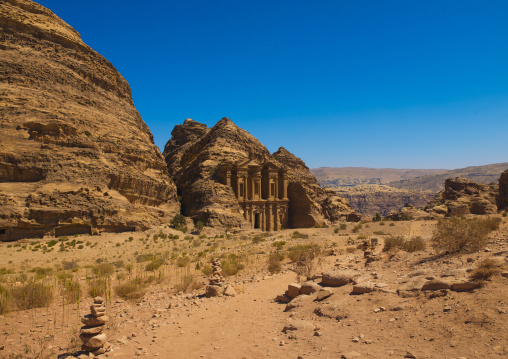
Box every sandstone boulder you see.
[300,281,321,295]
[498,170,508,211]
[321,270,359,287]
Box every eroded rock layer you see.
[498,170,508,211]
[0,0,179,240]
[163,118,355,229]
[425,177,498,216]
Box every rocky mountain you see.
[498,170,508,211]
[389,162,508,192]
[312,167,445,187]
[334,185,436,216]
[163,118,356,228]
[0,0,179,241]
[425,177,498,216]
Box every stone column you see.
[283,175,288,200]
[273,204,279,231]
[267,204,272,231]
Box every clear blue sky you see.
[38,1,508,169]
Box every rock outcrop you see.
[163,118,355,228]
[498,170,508,211]
[0,0,179,241]
[425,177,498,216]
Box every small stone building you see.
[217,160,289,231]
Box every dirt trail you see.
[109,271,304,358]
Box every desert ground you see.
[0,217,507,359]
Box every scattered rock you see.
[282,319,315,333]
[223,285,236,297]
[316,289,333,301]
[341,351,362,358]
[451,280,482,292]
[287,283,302,299]
[421,279,451,291]
[300,281,321,295]
[352,282,374,294]
[321,270,358,287]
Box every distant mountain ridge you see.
[311,167,446,188]
[389,162,508,192]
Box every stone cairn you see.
[79,296,110,355]
[205,258,225,297]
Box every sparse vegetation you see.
[373,213,382,222]
[383,236,426,253]
[174,274,202,293]
[115,278,147,299]
[267,252,284,274]
[13,281,54,310]
[221,254,245,276]
[291,231,309,239]
[288,243,322,281]
[431,217,501,253]
[470,258,504,280]
[171,214,188,233]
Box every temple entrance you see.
[254,213,260,229]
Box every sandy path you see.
[110,271,309,359]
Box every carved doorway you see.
[254,213,260,229]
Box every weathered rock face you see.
[163,118,354,228]
[272,147,354,227]
[498,170,508,211]
[0,0,179,240]
[425,177,498,216]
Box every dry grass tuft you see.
[383,236,426,253]
[471,258,504,280]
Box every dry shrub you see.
[346,246,357,253]
[201,265,213,276]
[288,243,322,281]
[145,258,165,272]
[62,280,81,304]
[383,236,426,253]
[13,281,54,310]
[0,284,12,314]
[114,278,146,300]
[471,258,504,280]
[432,217,500,253]
[291,231,309,239]
[88,278,108,298]
[176,256,190,268]
[267,252,284,274]
[92,262,115,276]
[222,254,245,276]
[174,274,202,293]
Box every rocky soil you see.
[0,0,179,241]
[0,218,507,358]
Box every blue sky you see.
[38,1,508,169]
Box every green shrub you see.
[136,253,155,263]
[346,246,356,253]
[272,241,286,250]
[171,214,188,232]
[195,221,205,231]
[334,228,340,234]
[13,281,54,310]
[62,260,79,271]
[339,223,347,230]
[373,213,382,222]
[431,217,499,253]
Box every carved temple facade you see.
[217,160,289,231]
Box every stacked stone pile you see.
[79,297,110,355]
[210,259,225,285]
[206,259,225,297]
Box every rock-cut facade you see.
[217,160,289,230]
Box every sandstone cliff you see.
[0,0,179,240]
[333,185,436,217]
[425,177,498,216]
[497,170,508,211]
[163,118,355,228]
